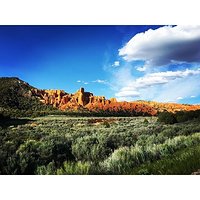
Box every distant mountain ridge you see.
[1,77,200,116]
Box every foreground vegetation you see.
[1,114,200,175]
[132,144,200,175]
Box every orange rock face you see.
[31,87,200,116]
[32,87,93,110]
[138,101,200,113]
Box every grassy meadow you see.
[1,114,200,175]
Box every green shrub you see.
[102,133,200,174]
[133,145,200,175]
[105,132,137,151]
[56,161,91,175]
[16,139,55,174]
[36,161,91,175]
[175,110,200,123]
[157,112,177,124]
[103,121,111,128]
[36,161,57,175]
[160,126,180,138]
[47,136,75,164]
[102,145,145,174]
[72,135,111,162]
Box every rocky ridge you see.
[31,87,158,115]
[31,87,200,116]
[3,77,200,116]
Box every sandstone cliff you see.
[31,87,200,116]
[138,101,200,113]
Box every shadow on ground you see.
[0,118,33,128]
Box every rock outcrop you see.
[138,101,200,113]
[32,89,66,107]
[31,87,200,116]
[32,87,94,110]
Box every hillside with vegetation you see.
[0,77,56,118]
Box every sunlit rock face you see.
[32,87,200,116]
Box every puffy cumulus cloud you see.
[191,95,196,98]
[119,25,200,67]
[115,68,200,100]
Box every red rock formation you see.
[138,101,200,113]
[31,87,200,116]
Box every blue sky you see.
[0,25,200,104]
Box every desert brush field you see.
[1,115,200,175]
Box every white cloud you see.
[107,26,200,103]
[115,90,140,98]
[77,80,89,85]
[116,96,135,102]
[93,79,107,84]
[154,76,200,102]
[119,25,200,67]
[112,61,120,67]
[77,79,109,85]
[114,68,200,101]
[148,69,200,78]
[136,66,146,72]
[177,97,183,100]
